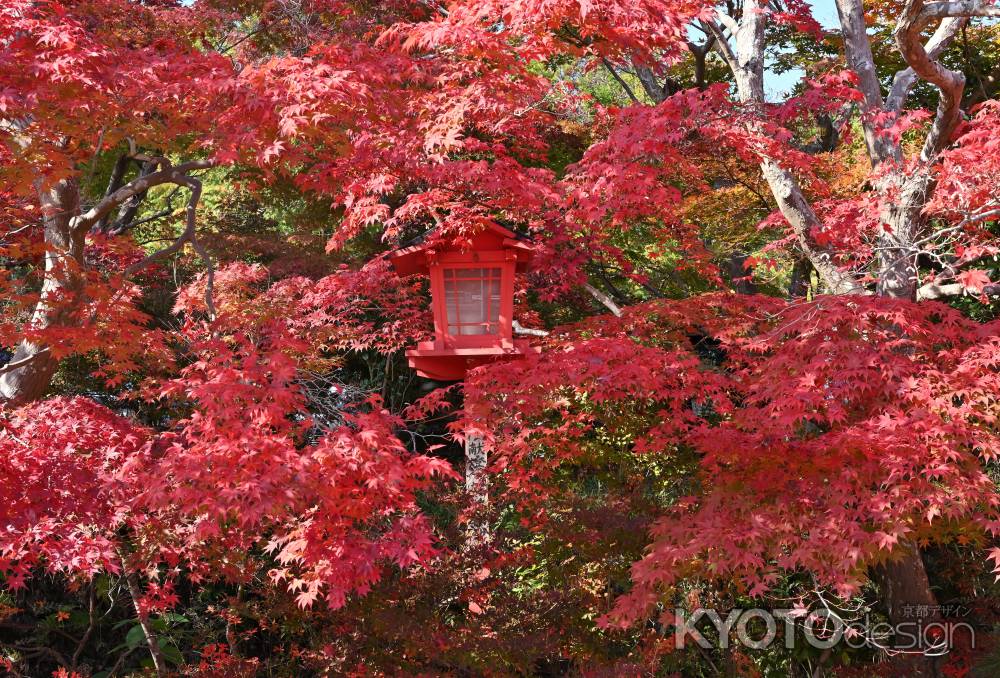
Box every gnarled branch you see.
[887,16,966,112]
[895,1,967,161]
[71,158,214,234]
[123,171,216,318]
[601,58,641,104]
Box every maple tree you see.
[3,0,1000,675]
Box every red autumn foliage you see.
[462,294,1000,624]
[3,0,1000,673]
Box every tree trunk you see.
[693,47,707,90]
[728,251,757,295]
[875,177,942,674]
[634,62,667,103]
[788,257,812,298]
[876,171,932,300]
[875,542,943,677]
[0,178,85,407]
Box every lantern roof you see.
[389,223,533,276]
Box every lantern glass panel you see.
[443,267,502,335]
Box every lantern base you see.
[405,340,540,381]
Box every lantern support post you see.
[463,423,490,544]
[464,430,487,504]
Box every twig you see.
[71,582,97,668]
[108,185,183,235]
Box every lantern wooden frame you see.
[390,224,538,381]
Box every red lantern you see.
[390,224,539,381]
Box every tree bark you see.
[583,282,624,317]
[727,251,757,295]
[758,160,863,294]
[874,171,933,300]
[788,257,812,298]
[634,62,667,103]
[691,41,710,90]
[0,178,85,406]
[834,0,901,165]
[875,543,943,677]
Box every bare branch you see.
[909,207,1000,251]
[108,185,182,236]
[601,57,641,104]
[125,138,169,166]
[701,19,739,74]
[512,320,549,337]
[71,583,97,669]
[120,558,167,677]
[71,158,214,234]
[0,347,50,376]
[583,282,623,317]
[714,9,740,36]
[121,172,216,318]
[916,281,1000,300]
[417,0,449,17]
[188,230,217,320]
[760,162,864,294]
[688,35,716,57]
[921,0,1000,18]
